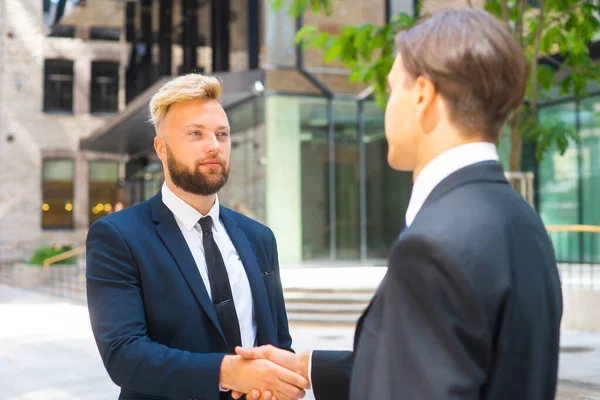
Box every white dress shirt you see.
[307,142,499,385]
[161,183,257,349]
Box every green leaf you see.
[340,38,357,63]
[324,40,343,63]
[313,32,330,48]
[391,12,416,30]
[484,1,503,19]
[270,0,285,11]
[348,68,363,83]
[295,25,318,45]
[536,64,555,91]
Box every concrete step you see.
[286,312,361,325]
[284,291,373,303]
[282,288,374,324]
[285,301,368,314]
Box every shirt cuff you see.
[308,350,314,388]
[220,385,230,392]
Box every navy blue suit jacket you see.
[86,192,292,400]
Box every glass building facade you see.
[537,94,600,263]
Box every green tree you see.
[272,0,600,171]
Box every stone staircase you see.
[283,288,375,326]
[279,266,385,326]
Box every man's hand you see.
[230,346,312,400]
[220,354,309,400]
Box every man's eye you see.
[191,131,200,136]
[218,132,229,137]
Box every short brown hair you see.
[396,9,528,139]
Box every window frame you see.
[90,61,120,114]
[43,59,75,113]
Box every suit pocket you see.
[262,271,276,311]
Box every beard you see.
[166,145,230,196]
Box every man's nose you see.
[204,133,220,153]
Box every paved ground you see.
[0,284,599,400]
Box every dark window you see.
[90,27,121,41]
[43,59,74,112]
[42,159,75,229]
[49,25,75,38]
[91,61,119,113]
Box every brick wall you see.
[0,0,125,249]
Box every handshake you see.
[219,345,312,400]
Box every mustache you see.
[197,157,227,166]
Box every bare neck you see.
[411,130,493,182]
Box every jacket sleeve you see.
[86,218,226,400]
[311,350,353,400]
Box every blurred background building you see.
[1,0,600,267]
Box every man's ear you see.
[414,76,436,121]
[154,135,166,162]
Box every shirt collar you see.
[405,142,499,227]
[161,182,221,232]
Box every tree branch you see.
[540,56,563,69]
[530,0,547,112]
[500,0,509,23]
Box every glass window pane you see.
[218,97,266,223]
[538,102,578,262]
[299,97,331,261]
[333,100,360,260]
[91,61,119,113]
[579,96,600,263]
[42,159,74,229]
[44,59,74,112]
[89,160,120,225]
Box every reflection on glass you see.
[538,102,579,262]
[363,102,412,260]
[333,100,360,260]
[219,97,266,222]
[538,103,578,225]
[265,95,413,263]
[42,159,74,229]
[89,161,120,225]
[578,96,600,263]
[300,98,331,261]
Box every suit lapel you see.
[150,193,227,343]
[220,207,277,345]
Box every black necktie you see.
[199,216,242,353]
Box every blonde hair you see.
[149,73,223,129]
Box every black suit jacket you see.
[86,192,292,400]
[311,161,563,400]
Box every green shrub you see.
[27,245,76,266]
